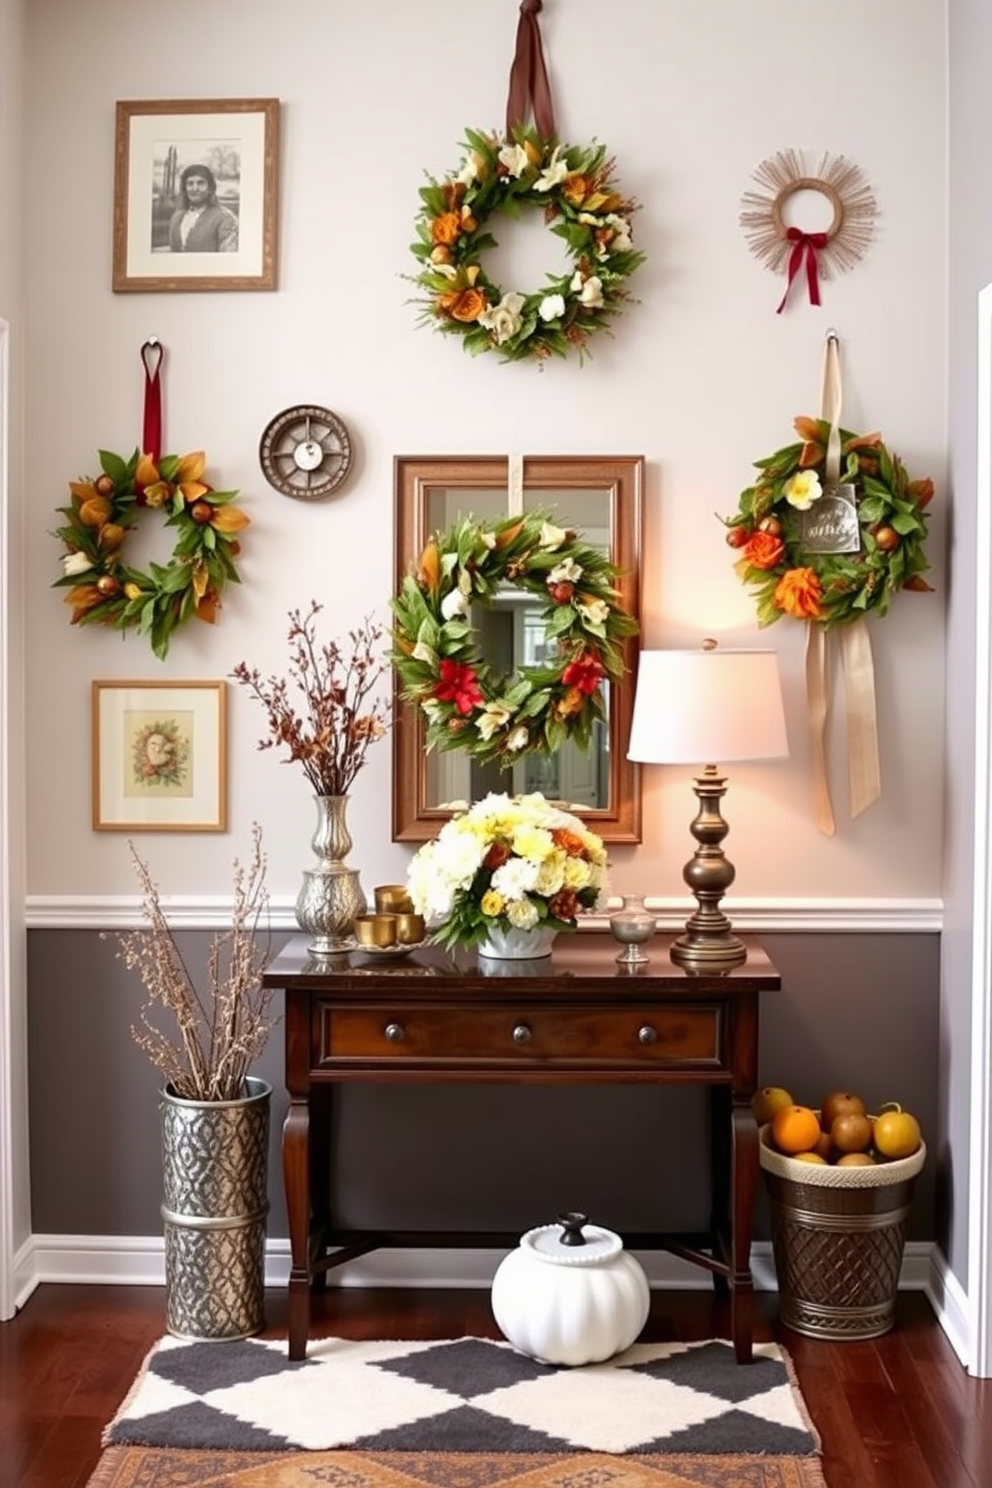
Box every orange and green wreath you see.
[722,416,934,628]
[410,126,645,364]
[53,448,250,660]
[391,510,639,766]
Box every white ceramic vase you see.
[477,924,557,961]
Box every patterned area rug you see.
[103,1335,821,1458]
[88,1444,828,1488]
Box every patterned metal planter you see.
[160,1076,271,1341]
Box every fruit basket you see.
[759,1124,926,1341]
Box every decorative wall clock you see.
[258,405,353,500]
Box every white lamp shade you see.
[627,647,789,766]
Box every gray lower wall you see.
[27,928,940,1246]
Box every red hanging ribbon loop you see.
[506,0,556,140]
[140,339,164,465]
[776,228,827,314]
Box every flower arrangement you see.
[111,824,275,1102]
[722,416,934,628]
[52,448,250,659]
[410,125,645,364]
[391,510,638,767]
[406,791,608,952]
[231,602,389,797]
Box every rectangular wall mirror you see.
[392,454,643,843]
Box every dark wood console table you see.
[264,933,780,1361]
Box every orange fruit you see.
[820,1090,867,1132]
[873,1105,922,1160]
[813,1130,835,1161]
[752,1086,794,1125]
[771,1103,822,1155]
[837,1152,876,1167]
[793,1151,828,1165]
[830,1111,874,1154]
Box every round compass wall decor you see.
[259,405,354,500]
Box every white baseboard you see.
[23,1234,936,1295]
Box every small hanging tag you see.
[800,482,860,554]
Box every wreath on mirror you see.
[53,447,250,660]
[409,126,645,364]
[391,510,639,765]
[722,416,934,628]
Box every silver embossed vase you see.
[295,794,367,954]
[160,1076,271,1341]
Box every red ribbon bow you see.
[776,228,827,314]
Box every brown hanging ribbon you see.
[140,338,164,464]
[506,0,556,139]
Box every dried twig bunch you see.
[231,602,389,797]
[111,823,276,1102]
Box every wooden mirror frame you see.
[392,454,643,843]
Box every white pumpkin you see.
[491,1216,650,1367]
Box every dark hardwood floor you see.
[1,1283,991,1488]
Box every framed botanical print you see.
[92,680,227,832]
[112,97,279,292]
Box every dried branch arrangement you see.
[231,602,389,798]
[111,823,276,1101]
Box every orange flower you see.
[775,567,823,620]
[563,173,590,206]
[431,211,462,246]
[63,584,104,623]
[136,450,210,508]
[908,477,935,508]
[449,288,486,322]
[742,531,785,571]
[205,503,250,535]
[417,540,440,596]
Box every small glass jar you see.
[609,895,658,966]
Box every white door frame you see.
[0,317,14,1320]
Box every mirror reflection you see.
[393,456,643,843]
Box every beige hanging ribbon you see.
[507,454,524,516]
[805,332,882,833]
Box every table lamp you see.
[627,640,788,970]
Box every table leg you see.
[730,1097,757,1362]
[283,1095,311,1360]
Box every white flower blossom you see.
[477,702,513,740]
[506,897,540,930]
[577,275,604,309]
[492,855,540,899]
[783,471,823,510]
[478,290,527,346]
[577,597,610,628]
[535,146,568,193]
[441,587,469,621]
[498,142,530,178]
[506,725,530,751]
[539,522,568,550]
[62,551,93,577]
[605,214,633,252]
[539,294,566,323]
[457,152,483,186]
[412,639,437,665]
[549,558,583,584]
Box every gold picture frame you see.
[112,98,279,293]
[92,680,227,832]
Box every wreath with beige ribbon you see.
[390,510,638,765]
[722,335,935,833]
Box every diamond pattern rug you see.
[104,1335,821,1458]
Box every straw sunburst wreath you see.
[740,149,877,311]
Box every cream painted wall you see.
[22,0,947,907]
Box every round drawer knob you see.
[638,1025,658,1045]
[512,1024,532,1044]
[384,1022,405,1043]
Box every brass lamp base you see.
[670,765,748,973]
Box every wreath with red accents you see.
[391,510,638,764]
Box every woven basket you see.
[759,1124,926,1341]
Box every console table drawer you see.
[318,1005,722,1067]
